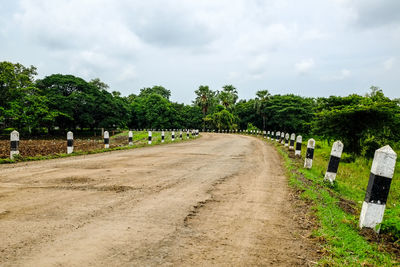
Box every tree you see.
[139,86,171,100]
[0,61,37,107]
[254,90,271,131]
[234,99,259,130]
[205,109,238,130]
[217,85,238,109]
[313,92,400,156]
[0,61,38,128]
[194,85,217,130]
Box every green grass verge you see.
[267,137,399,266]
[0,130,199,164]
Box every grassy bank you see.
[0,130,199,164]
[267,137,399,265]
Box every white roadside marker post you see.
[281,132,285,144]
[128,131,133,146]
[267,131,270,140]
[295,135,302,157]
[276,131,280,142]
[172,131,175,141]
[324,141,344,184]
[289,133,295,151]
[10,130,19,160]
[359,145,397,232]
[263,130,266,139]
[304,138,315,169]
[161,130,165,143]
[148,131,152,145]
[104,131,109,149]
[67,131,74,154]
[187,130,189,139]
[180,130,182,140]
[285,133,289,147]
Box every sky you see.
[0,0,399,104]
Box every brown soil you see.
[0,135,143,158]
[0,133,317,266]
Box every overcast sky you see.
[1,0,399,103]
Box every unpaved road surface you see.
[0,134,315,266]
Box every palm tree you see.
[194,85,216,130]
[254,90,271,131]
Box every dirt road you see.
[0,133,315,266]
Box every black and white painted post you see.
[267,131,270,140]
[295,135,302,157]
[148,131,152,144]
[67,131,74,154]
[276,131,280,142]
[263,130,266,139]
[187,130,190,139]
[359,145,397,232]
[285,133,289,147]
[324,141,344,184]
[289,133,295,151]
[161,130,165,143]
[172,131,175,141]
[180,130,183,140]
[10,130,19,159]
[104,131,110,149]
[128,131,133,146]
[304,138,315,169]
[281,132,285,144]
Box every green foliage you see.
[3,61,400,160]
[313,89,400,156]
[139,85,171,100]
[264,94,315,134]
[254,90,271,130]
[246,123,259,132]
[204,109,237,130]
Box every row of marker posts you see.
[258,128,397,232]
[212,128,396,233]
[8,129,199,159]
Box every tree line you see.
[1,61,399,156]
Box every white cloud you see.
[321,69,351,81]
[117,65,138,82]
[295,59,315,75]
[383,57,395,70]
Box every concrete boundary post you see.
[281,132,285,144]
[104,131,109,148]
[128,131,133,146]
[148,131,152,145]
[276,131,280,142]
[267,131,270,140]
[304,138,315,169]
[295,135,302,157]
[161,131,165,143]
[289,133,295,151]
[67,131,74,154]
[172,131,175,141]
[324,141,344,184]
[263,130,266,139]
[187,130,189,139]
[359,145,396,231]
[10,130,20,159]
[285,133,289,147]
